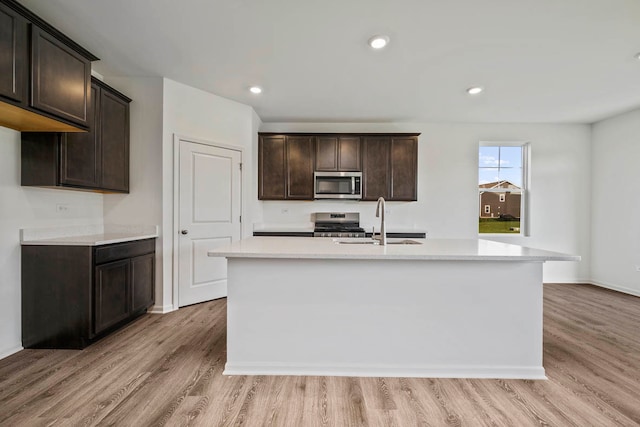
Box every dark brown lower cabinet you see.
[22,238,155,349]
[94,259,130,335]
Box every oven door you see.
[314,172,362,199]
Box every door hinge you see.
[239,215,242,223]
[239,162,243,171]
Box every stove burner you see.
[313,212,366,237]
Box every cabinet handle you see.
[181,230,189,235]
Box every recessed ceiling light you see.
[368,35,389,49]
[467,87,483,95]
[249,86,262,94]
[635,52,640,60]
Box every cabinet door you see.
[286,135,314,199]
[131,253,155,313]
[362,136,390,200]
[315,136,361,172]
[258,135,287,200]
[30,26,91,127]
[100,89,130,192]
[315,136,338,171]
[94,259,130,335]
[390,137,418,201]
[60,84,100,187]
[338,136,361,171]
[0,3,27,103]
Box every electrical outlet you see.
[56,204,70,214]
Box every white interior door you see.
[178,139,242,307]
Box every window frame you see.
[478,141,530,237]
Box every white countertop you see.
[20,224,159,246]
[207,237,580,262]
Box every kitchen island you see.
[208,237,579,379]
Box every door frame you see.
[172,134,244,310]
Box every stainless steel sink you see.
[334,239,376,245]
[333,238,422,245]
[387,239,422,245]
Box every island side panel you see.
[225,258,544,379]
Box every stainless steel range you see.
[313,212,366,238]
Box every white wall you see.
[259,122,592,283]
[102,77,165,311]
[591,108,640,296]
[162,79,261,310]
[0,126,103,358]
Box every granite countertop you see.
[208,236,580,262]
[20,224,159,246]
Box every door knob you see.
[181,230,189,235]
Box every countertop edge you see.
[206,237,581,262]
[207,251,581,262]
[21,234,158,246]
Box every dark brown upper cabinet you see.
[390,137,418,201]
[59,84,99,188]
[315,135,361,171]
[362,135,418,201]
[30,26,91,128]
[258,135,287,199]
[0,2,27,104]
[259,132,418,202]
[286,135,314,199]
[362,136,391,200]
[21,77,131,193]
[97,80,130,192]
[0,0,98,132]
[258,134,315,200]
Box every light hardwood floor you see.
[1,283,639,426]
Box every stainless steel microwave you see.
[314,172,362,199]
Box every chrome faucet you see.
[374,197,387,245]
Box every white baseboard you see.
[588,280,640,298]
[0,345,23,361]
[224,362,546,380]
[148,304,177,314]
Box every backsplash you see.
[258,200,425,233]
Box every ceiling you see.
[18,0,640,124]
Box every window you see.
[478,143,528,234]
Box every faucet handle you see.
[371,226,380,242]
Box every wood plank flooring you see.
[1,283,639,426]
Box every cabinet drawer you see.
[94,239,155,264]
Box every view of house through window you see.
[479,144,526,234]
